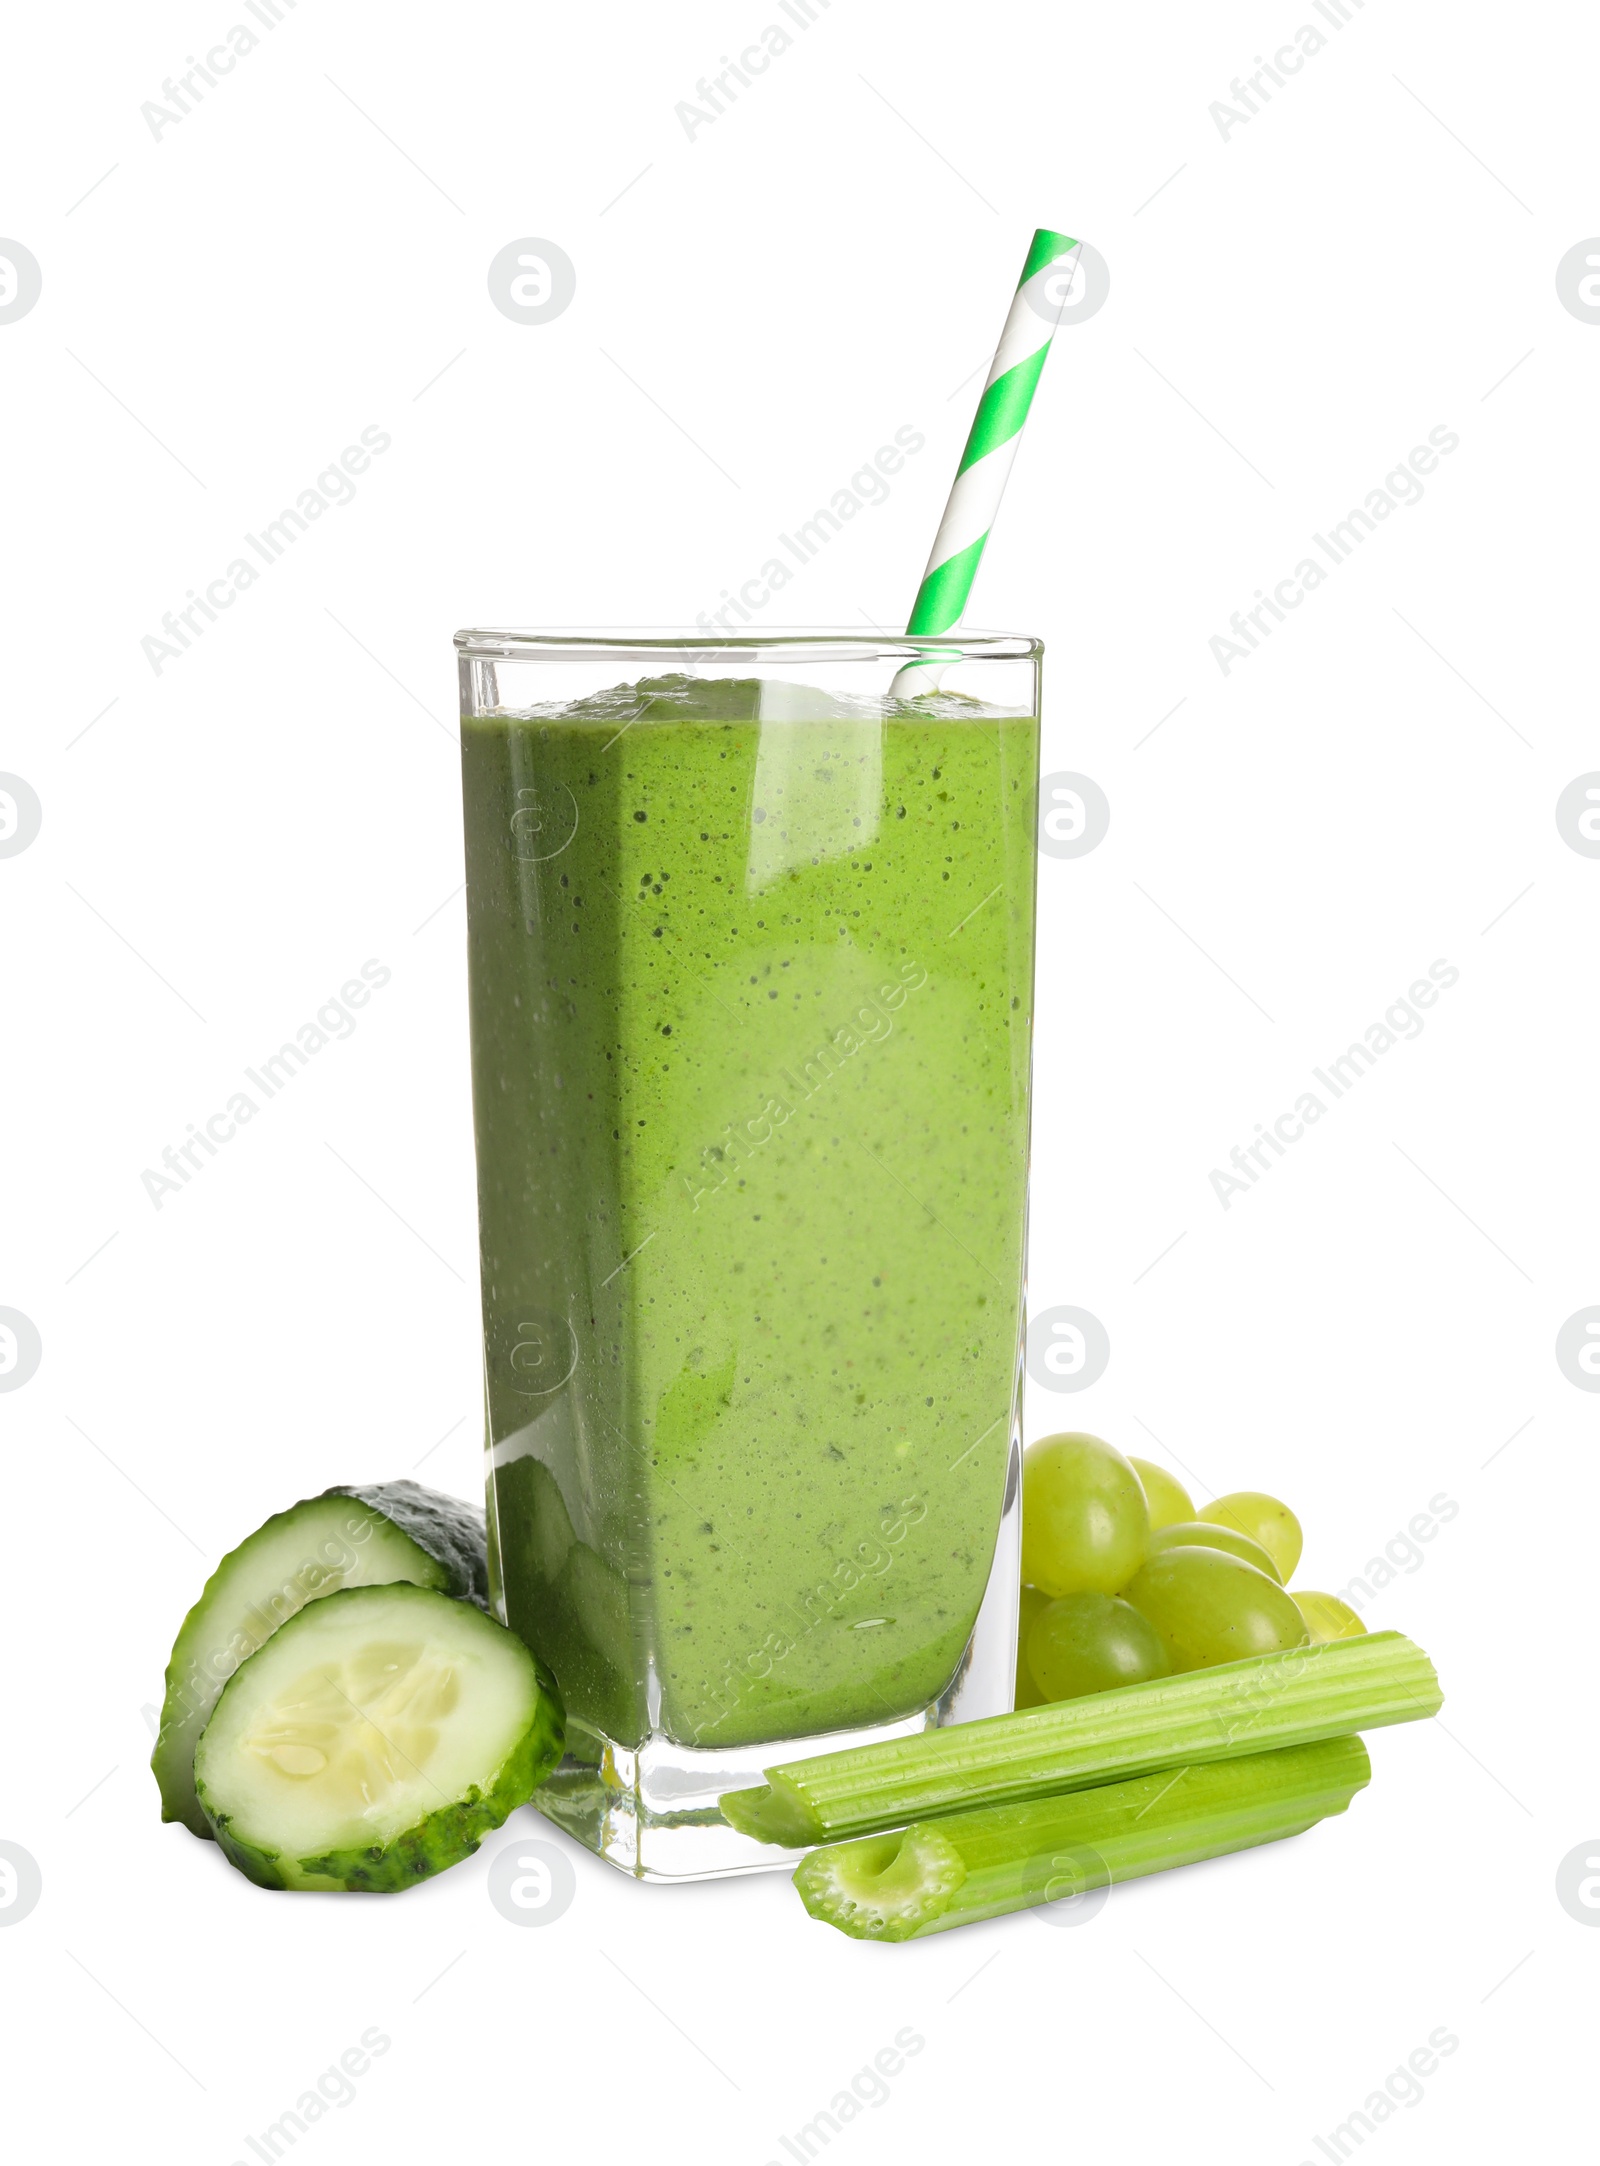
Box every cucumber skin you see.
[201,1649,566,1894]
[331,1482,489,1613]
[154,1482,489,1839]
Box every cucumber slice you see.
[153,1481,489,1838]
[194,1583,564,1892]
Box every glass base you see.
[533,1442,1020,1879]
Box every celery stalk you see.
[723,1630,1437,1846]
[794,1735,1371,1940]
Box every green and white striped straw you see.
[904,227,1080,643]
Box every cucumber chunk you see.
[194,1583,564,1892]
[153,1481,489,1838]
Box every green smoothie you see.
[462,675,1037,1752]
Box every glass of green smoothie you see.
[456,630,1040,1877]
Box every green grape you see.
[1027,1593,1171,1703]
[1021,1433,1150,1598]
[1015,1584,1052,1709]
[1148,1519,1282,1583]
[1128,1456,1194,1531]
[1197,1491,1303,1581]
[1121,1546,1309,1673]
[1292,1590,1367,1643]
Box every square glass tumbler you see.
[455,631,1041,1877]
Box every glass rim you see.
[454,626,1041,662]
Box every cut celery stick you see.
[723,1630,1436,1846]
[795,1735,1371,1940]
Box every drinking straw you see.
[903,227,1080,644]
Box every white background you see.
[2,1,1595,2159]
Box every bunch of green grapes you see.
[1014,1433,1366,1708]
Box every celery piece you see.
[723,1630,1436,1846]
[795,1735,1371,1940]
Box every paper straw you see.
[903,228,1080,643]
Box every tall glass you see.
[456,631,1040,1878]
